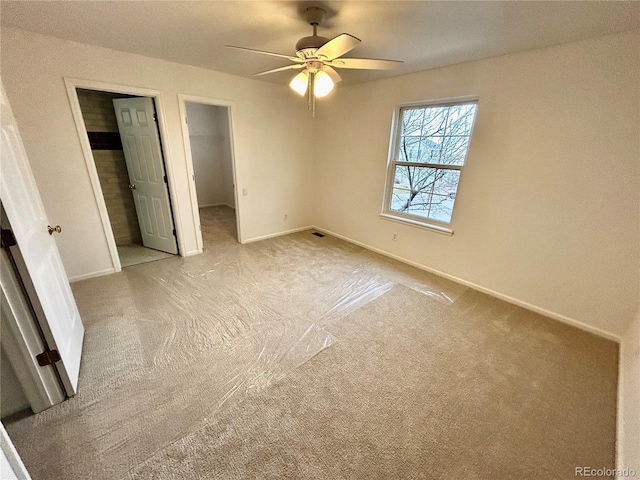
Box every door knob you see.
[47,225,61,235]
[129,184,136,190]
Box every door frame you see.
[1,422,31,479]
[177,94,243,249]
[64,78,184,272]
[0,248,66,412]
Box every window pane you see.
[397,103,477,166]
[407,191,432,217]
[411,165,438,191]
[445,103,476,136]
[390,165,410,211]
[417,137,442,163]
[432,169,461,197]
[398,136,420,161]
[390,166,459,223]
[390,165,436,218]
[428,194,455,222]
[439,136,470,166]
[421,107,448,137]
[391,187,410,212]
[400,108,424,137]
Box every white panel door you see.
[113,98,178,254]
[0,83,84,396]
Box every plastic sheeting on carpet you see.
[141,245,463,413]
[5,206,468,480]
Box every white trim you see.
[311,225,621,343]
[242,226,312,244]
[395,95,481,110]
[379,213,453,236]
[178,93,242,248]
[617,340,625,474]
[153,92,187,257]
[63,78,189,274]
[63,79,122,273]
[1,423,31,479]
[177,97,204,253]
[68,268,115,283]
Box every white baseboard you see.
[68,268,114,283]
[311,225,621,343]
[199,203,235,209]
[67,224,621,342]
[242,226,312,244]
[183,249,201,257]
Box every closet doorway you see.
[180,97,240,248]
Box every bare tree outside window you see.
[388,102,477,224]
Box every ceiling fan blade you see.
[316,33,361,61]
[254,64,305,76]
[323,66,342,84]
[328,58,404,70]
[226,45,303,63]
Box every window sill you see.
[379,213,454,236]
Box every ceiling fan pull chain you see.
[311,71,316,117]
[307,71,313,111]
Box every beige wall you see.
[77,89,141,246]
[1,27,313,280]
[315,30,639,337]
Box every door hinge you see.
[172,229,176,237]
[185,116,188,124]
[163,175,168,183]
[0,229,17,248]
[153,113,158,122]
[36,349,61,367]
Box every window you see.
[382,100,478,232]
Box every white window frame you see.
[380,97,478,235]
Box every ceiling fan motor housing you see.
[296,35,330,58]
[296,7,329,59]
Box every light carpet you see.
[5,206,617,479]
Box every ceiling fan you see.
[226,7,404,116]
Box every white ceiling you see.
[2,1,638,85]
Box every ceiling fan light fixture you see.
[228,6,402,116]
[289,71,308,96]
[313,70,334,98]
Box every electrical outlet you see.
[284,214,288,220]
[392,233,397,241]
[242,188,248,196]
